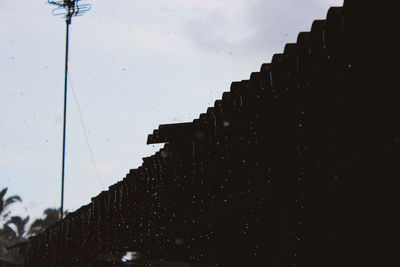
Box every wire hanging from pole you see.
[68,70,105,189]
[47,0,91,219]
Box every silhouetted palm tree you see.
[0,216,29,265]
[0,188,24,262]
[28,208,67,236]
[0,187,24,246]
[5,216,29,239]
[0,188,21,220]
[0,216,29,242]
[0,188,68,262]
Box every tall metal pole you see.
[61,19,70,220]
[48,0,91,220]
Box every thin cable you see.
[68,70,105,189]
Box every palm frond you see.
[0,187,7,213]
[4,195,22,207]
[0,187,7,200]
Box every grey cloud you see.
[184,0,343,59]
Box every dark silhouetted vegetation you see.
[0,187,65,265]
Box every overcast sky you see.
[0,0,343,221]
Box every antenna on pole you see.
[47,0,91,219]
